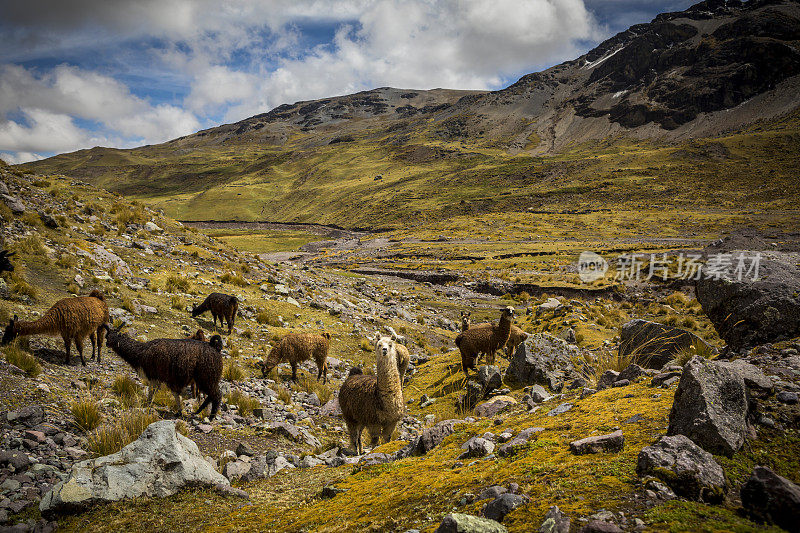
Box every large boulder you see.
[411,420,466,456]
[636,435,726,503]
[667,356,748,456]
[619,319,710,369]
[504,334,580,392]
[569,430,624,455]
[719,359,774,398]
[474,396,517,418]
[483,493,525,523]
[40,420,229,516]
[435,513,508,533]
[696,256,800,351]
[741,466,800,531]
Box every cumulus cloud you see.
[0,0,608,162]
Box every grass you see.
[226,389,260,416]
[256,308,281,327]
[86,409,161,456]
[223,361,246,382]
[220,271,248,287]
[3,344,41,377]
[56,253,77,269]
[165,274,192,293]
[672,338,717,366]
[297,374,333,405]
[112,374,142,407]
[171,295,187,310]
[14,235,48,256]
[71,398,103,432]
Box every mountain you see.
[22,0,800,227]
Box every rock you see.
[475,397,517,418]
[696,256,800,350]
[617,364,646,383]
[741,466,800,531]
[497,427,545,457]
[477,366,502,392]
[463,381,485,409]
[222,460,251,482]
[504,334,580,392]
[269,421,320,448]
[547,403,572,417]
[2,194,25,214]
[636,435,726,503]
[719,360,773,397]
[320,398,342,417]
[40,420,229,516]
[528,385,552,403]
[483,493,525,523]
[477,485,507,501]
[6,405,45,427]
[613,379,630,388]
[0,450,31,472]
[459,437,495,459]
[268,456,295,477]
[411,420,466,455]
[300,455,325,468]
[667,356,748,456]
[777,391,798,404]
[619,319,710,369]
[651,371,681,387]
[274,284,290,296]
[235,442,255,457]
[559,328,577,344]
[596,370,619,390]
[77,244,132,278]
[319,485,347,499]
[360,453,390,466]
[579,521,622,533]
[538,505,570,533]
[144,221,163,233]
[569,430,624,455]
[39,212,58,229]
[435,513,508,533]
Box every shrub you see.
[220,271,247,287]
[14,235,47,256]
[112,375,142,407]
[170,295,186,310]
[241,329,253,339]
[256,309,281,327]
[273,384,292,405]
[86,409,160,456]
[165,274,191,293]
[150,385,175,408]
[577,348,635,387]
[31,179,50,188]
[3,344,41,377]
[227,389,259,416]
[223,361,246,382]
[360,339,372,352]
[71,398,103,432]
[9,272,38,300]
[673,338,717,366]
[56,254,77,269]
[21,212,43,228]
[121,297,136,313]
[112,201,147,226]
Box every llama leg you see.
[62,336,71,365]
[382,422,398,444]
[355,425,365,455]
[96,325,105,363]
[291,361,298,382]
[227,313,233,335]
[147,382,158,405]
[74,337,86,366]
[172,391,183,417]
[461,352,470,376]
[487,349,495,367]
[89,332,96,361]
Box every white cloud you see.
[1,151,44,165]
[0,108,103,153]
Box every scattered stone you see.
[475,397,517,418]
[319,485,347,499]
[617,364,645,383]
[667,356,748,456]
[579,521,623,533]
[411,420,467,456]
[651,371,682,388]
[538,505,570,533]
[435,513,508,533]
[776,391,798,405]
[740,466,800,531]
[222,460,251,482]
[569,430,624,455]
[497,427,545,457]
[459,437,495,459]
[477,366,503,392]
[619,319,710,369]
[720,360,774,397]
[477,485,507,501]
[580,388,597,399]
[547,403,573,417]
[2,194,25,214]
[40,421,229,516]
[483,493,525,523]
[528,385,552,403]
[235,442,254,457]
[596,370,619,390]
[636,435,726,503]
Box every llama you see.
[191,293,238,334]
[338,336,405,454]
[460,311,471,332]
[455,306,514,375]
[0,250,14,273]
[395,342,410,384]
[258,332,330,383]
[2,290,109,365]
[103,325,223,419]
[504,325,529,358]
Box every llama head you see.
[502,306,515,319]
[0,250,15,273]
[190,304,200,317]
[375,336,397,364]
[102,323,125,351]
[191,329,206,341]
[209,335,223,352]
[1,315,18,345]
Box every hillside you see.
[20,0,800,229]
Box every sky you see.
[0,0,694,164]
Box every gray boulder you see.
[719,359,774,397]
[497,427,545,457]
[596,370,619,390]
[459,437,495,459]
[636,435,726,503]
[504,334,579,392]
[569,430,624,455]
[40,420,230,516]
[617,364,646,383]
[477,366,502,392]
[667,356,748,456]
[411,420,466,456]
[435,513,508,533]
[619,319,710,369]
[223,460,251,482]
[2,194,25,214]
[741,466,800,531]
[696,256,800,350]
[483,493,525,523]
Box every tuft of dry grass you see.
[86,409,160,456]
[165,274,191,293]
[112,374,142,407]
[227,389,260,416]
[297,374,333,405]
[3,344,41,377]
[272,384,293,405]
[256,308,281,327]
[673,338,717,366]
[14,234,47,256]
[170,295,186,310]
[56,253,77,269]
[577,348,635,387]
[220,271,248,287]
[71,398,103,432]
[223,361,246,382]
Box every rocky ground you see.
[1,166,799,532]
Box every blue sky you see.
[0,0,694,164]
